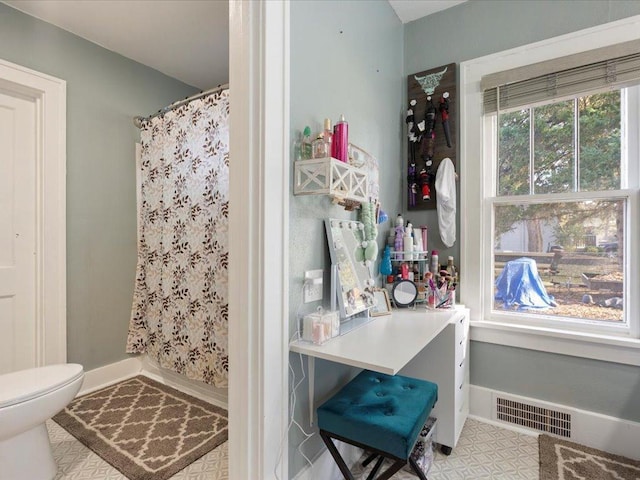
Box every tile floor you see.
[47,420,228,480]
[48,417,537,479]
[352,418,539,480]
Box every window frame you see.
[460,16,640,366]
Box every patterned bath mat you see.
[539,434,640,479]
[53,375,228,480]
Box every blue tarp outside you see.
[495,257,557,310]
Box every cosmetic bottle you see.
[312,134,328,158]
[394,225,404,259]
[414,232,423,258]
[430,250,439,277]
[401,262,409,280]
[332,114,348,162]
[387,231,395,247]
[293,132,303,161]
[447,256,455,276]
[403,231,413,260]
[323,118,333,154]
[380,245,392,277]
[302,126,313,159]
[420,227,428,258]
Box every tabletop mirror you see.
[391,279,418,307]
[325,219,375,324]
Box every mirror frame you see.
[391,279,418,307]
[325,218,374,319]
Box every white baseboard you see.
[470,384,640,461]
[79,357,142,395]
[140,355,228,409]
[78,355,228,410]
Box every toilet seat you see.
[0,364,84,408]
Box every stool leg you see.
[365,456,384,480]
[362,452,378,467]
[319,430,355,480]
[373,460,406,480]
[409,456,428,480]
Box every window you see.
[489,90,629,328]
[460,20,640,363]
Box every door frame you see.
[0,58,67,366]
[228,1,290,478]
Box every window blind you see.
[483,39,640,113]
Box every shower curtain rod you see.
[133,83,229,128]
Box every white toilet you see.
[0,364,84,480]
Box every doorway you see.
[0,58,66,372]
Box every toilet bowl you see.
[0,364,84,480]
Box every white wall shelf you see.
[293,157,368,204]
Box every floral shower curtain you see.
[126,89,229,387]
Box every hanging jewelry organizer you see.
[406,62,457,211]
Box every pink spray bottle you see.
[332,114,349,162]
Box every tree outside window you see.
[493,91,625,323]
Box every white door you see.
[0,91,37,374]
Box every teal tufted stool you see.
[317,370,438,480]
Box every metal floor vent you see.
[495,396,571,437]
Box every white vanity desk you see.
[290,305,470,453]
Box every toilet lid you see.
[0,364,84,408]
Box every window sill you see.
[470,320,640,366]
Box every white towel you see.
[435,158,456,247]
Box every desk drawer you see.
[454,312,469,344]
[454,383,469,442]
[454,377,466,414]
[455,380,468,411]
[455,318,469,359]
[455,356,467,389]
[455,332,468,365]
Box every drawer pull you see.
[459,360,464,368]
[459,383,464,390]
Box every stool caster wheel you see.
[440,445,452,456]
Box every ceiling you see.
[2,0,464,91]
[2,0,229,90]
[388,0,467,23]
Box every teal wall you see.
[0,4,199,370]
[403,0,640,272]
[289,0,403,474]
[289,1,640,475]
[405,0,640,422]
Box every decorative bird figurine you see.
[414,66,448,95]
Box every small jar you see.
[312,134,328,158]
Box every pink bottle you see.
[401,262,409,280]
[420,226,428,258]
[331,114,348,162]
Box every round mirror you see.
[392,280,418,307]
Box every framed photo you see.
[371,289,392,316]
